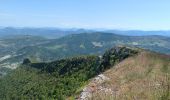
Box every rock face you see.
[99,46,139,72]
[79,74,112,100]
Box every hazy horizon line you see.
[0,26,170,31]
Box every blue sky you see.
[0,0,170,30]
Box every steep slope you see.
[79,51,170,100]
[0,46,138,100]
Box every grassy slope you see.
[91,52,170,100]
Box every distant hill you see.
[105,30,170,36]
[16,32,170,61]
[1,32,170,76]
[0,27,93,39]
[1,27,170,39]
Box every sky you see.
[0,0,170,30]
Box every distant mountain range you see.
[0,27,170,39]
[0,27,94,39]
[105,30,170,36]
[0,32,170,76]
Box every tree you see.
[23,58,31,64]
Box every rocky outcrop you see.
[78,74,113,100]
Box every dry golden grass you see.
[90,52,170,100]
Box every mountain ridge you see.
[80,51,170,100]
[0,46,169,99]
[0,46,139,99]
